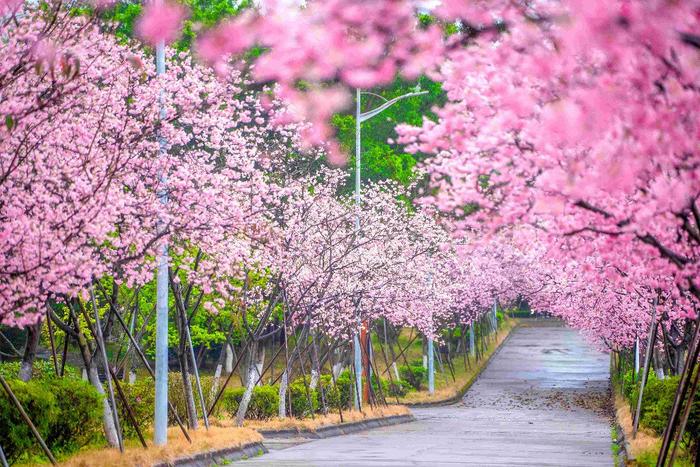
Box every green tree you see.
[104,0,252,50]
[332,76,445,193]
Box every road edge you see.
[258,413,416,440]
[153,441,268,467]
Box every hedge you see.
[627,370,700,457]
[399,364,426,391]
[0,375,102,463]
[221,385,279,420]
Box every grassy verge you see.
[31,425,262,467]
[228,405,410,433]
[397,318,518,405]
[30,407,409,466]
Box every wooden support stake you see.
[89,287,124,452]
[107,364,148,449]
[669,363,700,466]
[0,442,8,467]
[108,297,192,443]
[45,306,59,376]
[657,315,700,466]
[633,298,658,438]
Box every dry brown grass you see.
[398,318,518,404]
[615,392,661,460]
[31,406,410,466]
[41,425,262,467]
[213,405,411,433]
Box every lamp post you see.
[154,28,169,446]
[353,87,428,408]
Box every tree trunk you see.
[653,347,666,379]
[225,343,233,373]
[19,320,42,382]
[278,369,288,418]
[210,342,227,402]
[70,307,119,448]
[236,341,260,427]
[180,352,198,429]
[255,345,265,386]
[310,335,321,391]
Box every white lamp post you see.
[154,31,169,446]
[353,87,428,409]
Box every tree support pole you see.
[90,287,124,452]
[669,363,700,466]
[657,315,700,466]
[207,336,253,417]
[102,295,190,441]
[427,337,435,395]
[0,442,8,467]
[177,297,209,429]
[107,364,148,448]
[45,306,59,376]
[633,297,658,438]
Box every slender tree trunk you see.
[255,345,265,386]
[19,320,42,382]
[236,341,259,426]
[180,351,198,429]
[225,343,233,373]
[210,341,227,403]
[278,369,288,418]
[310,334,321,390]
[69,305,119,448]
[653,346,665,379]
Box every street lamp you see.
[154,28,169,446]
[353,87,428,409]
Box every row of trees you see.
[0,2,546,456]
[2,0,700,463]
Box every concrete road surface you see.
[240,320,614,466]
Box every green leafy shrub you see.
[0,376,102,462]
[0,360,80,381]
[319,374,352,410]
[119,377,155,438]
[335,370,355,408]
[399,365,426,391]
[221,385,279,420]
[118,373,216,437]
[627,371,700,457]
[45,377,102,452]
[622,369,638,401]
[289,379,318,417]
[0,379,58,463]
[168,373,215,421]
[221,387,245,418]
[386,379,410,397]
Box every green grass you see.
[610,425,620,465]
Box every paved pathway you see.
[241,320,614,466]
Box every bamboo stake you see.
[657,315,700,466]
[107,364,148,449]
[45,306,59,376]
[106,297,192,443]
[669,363,700,466]
[633,298,658,438]
[0,442,8,467]
[59,311,71,377]
[89,287,124,452]
[175,291,209,430]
